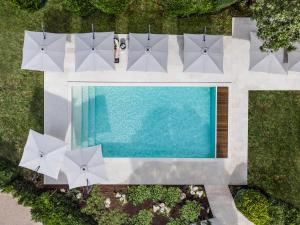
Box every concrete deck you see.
[44,17,300,186]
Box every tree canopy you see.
[252,0,300,50]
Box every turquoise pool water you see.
[72,86,216,158]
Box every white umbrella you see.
[21,30,66,72]
[249,32,287,74]
[75,31,115,72]
[63,146,107,189]
[19,129,69,179]
[183,33,223,73]
[127,32,168,72]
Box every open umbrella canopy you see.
[21,31,66,72]
[19,129,69,179]
[249,32,287,74]
[288,43,300,72]
[75,32,115,72]
[127,33,168,72]
[183,34,223,73]
[63,146,107,189]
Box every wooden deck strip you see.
[216,87,228,158]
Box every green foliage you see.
[81,187,105,219]
[234,189,300,225]
[63,0,97,17]
[97,209,128,225]
[90,0,130,14]
[129,209,153,225]
[128,185,152,206]
[31,193,93,225]
[149,185,165,202]
[163,187,181,208]
[166,218,186,225]
[248,91,300,208]
[180,200,202,223]
[10,0,45,10]
[159,0,239,16]
[234,189,271,225]
[252,0,300,50]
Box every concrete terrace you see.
[44,18,300,188]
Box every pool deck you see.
[44,17,300,187]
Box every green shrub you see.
[149,185,165,202]
[235,189,271,225]
[180,200,202,223]
[10,0,45,10]
[63,0,97,17]
[129,209,153,225]
[166,218,187,225]
[81,187,105,219]
[159,0,238,16]
[163,187,181,208]
[90,0,130,14]
[97,209,128,225]
[128,185,151,206]
[234,189,300,225]
[31,192,93,225]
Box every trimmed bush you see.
[234,189,300,225]
[129,209,153,225]
[163,187,181,208]
[128,185,152,206]
[90,0,130,14]
[10,0,45,10]
[63,0,97,17]
[97,209,128,225]
[159,0,239,16]
[149,185,165,202]
[234,189,271,225]
[180,200,202,223]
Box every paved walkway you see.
[0,192,42,225]
[206,185,253,225]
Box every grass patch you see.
[248,91,300,209]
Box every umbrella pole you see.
[32,165,40,181]
[148,24,151,41]
[42,23,46,40]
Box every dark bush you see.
[90,0,130,14]
[63,0,97,17]
[159,0,239,16]
[10,0,46,10]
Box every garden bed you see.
[78,185,213,225]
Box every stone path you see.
[0,192,42,225]
[206,185,253,225]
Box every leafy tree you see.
[252,0,300,50]
[90,0,131,14]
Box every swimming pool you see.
[72,86,216,158]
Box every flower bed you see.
[79,185,213,225]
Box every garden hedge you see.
[90,0,131,14]
[234,189,300,225]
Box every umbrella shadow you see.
[176,35,184,63]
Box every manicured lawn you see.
[248,91,300,208]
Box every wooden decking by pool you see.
[216,87,228,158]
